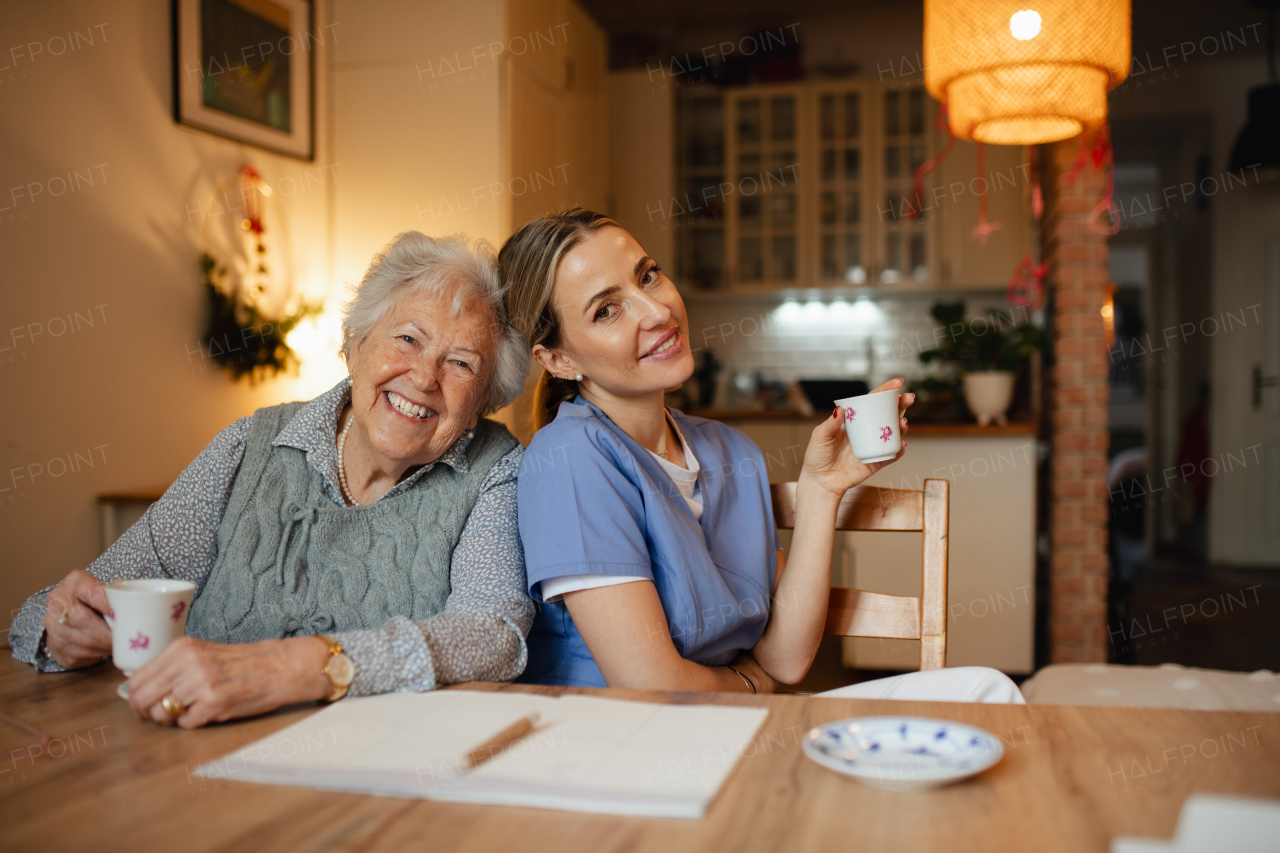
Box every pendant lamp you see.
[924,0,1131,145]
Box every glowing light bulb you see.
[1010,10,1041,40]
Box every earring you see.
[574,374,583,382]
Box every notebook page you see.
[195,691,557,794]
[196,691,771,817]
[437,695,770,817]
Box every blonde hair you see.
[498,208,620,429]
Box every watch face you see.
[327,653,355,687]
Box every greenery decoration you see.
[918,301,1046,373]
[200,252,320,382]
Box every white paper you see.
[195,691,770,819]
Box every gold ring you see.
[161,694,187,718]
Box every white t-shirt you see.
[539,415,701,604]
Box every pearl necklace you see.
[336,410,359,506]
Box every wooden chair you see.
[770,479,949,670]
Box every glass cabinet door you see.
[877,85,933,284]
[728,90,800,287]
[676,93,726,289]
[816,87,866,286]
[674,81,941,293]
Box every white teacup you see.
[835,389,903,463]
[103,579,197,676]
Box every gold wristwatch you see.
[316,635,355,702]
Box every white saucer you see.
[801,716,1004,792]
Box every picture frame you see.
[171,0,314,160]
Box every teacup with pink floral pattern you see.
[835,389,902,464]
[103,579,196,676]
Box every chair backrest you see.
[770,479,949,670]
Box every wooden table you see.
[1,659,1277,852]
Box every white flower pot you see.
[963,371,1016,426]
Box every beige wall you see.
[0,0,337,628]
[332,0,505,281]
[608,69,674,270]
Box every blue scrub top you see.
[516,397,780,687]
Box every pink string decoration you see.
[969,140,1002,244]
[1007,253,1049,309]
[1028,144,1043,220]
[1063,125,1121,235]
[910,102,957,221]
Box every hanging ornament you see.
[1028,144,1044,220]
[969,141,1003,244]
[1007,253,1049,309]
[196,163,319,382]
[910,102,958,221]
[924,0,1131,145]
[1063,124,1122,235]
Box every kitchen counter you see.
[686,409,1037,437]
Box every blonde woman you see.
[500,208,1022,702]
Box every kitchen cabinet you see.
[609,75,1033,293]
[729,417,1038,674]
[673,80,945,292]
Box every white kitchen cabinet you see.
[664,79,945,293]
[638,77,1036,293]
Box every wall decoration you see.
[172,0,314,160]
[199,165,319,381]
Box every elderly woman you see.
[7,231,533,727]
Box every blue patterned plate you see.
[801,716,1004,791]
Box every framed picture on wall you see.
[172,0,314,160]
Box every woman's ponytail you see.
[532,372,580,431]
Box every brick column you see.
[1041,137,1111,663]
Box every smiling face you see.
[346,286,496,469]
[535,226,694,404]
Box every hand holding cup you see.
[42,570,114,670]
[799,378,913,500]
[102,579,197,676]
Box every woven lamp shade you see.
[924,0,1131,145]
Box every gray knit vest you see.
[187,401,519,644]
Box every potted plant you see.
[918,302,1045,426]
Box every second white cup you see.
[835,388,903,463]
[103,579,196,676]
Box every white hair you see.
[341,231,529,414]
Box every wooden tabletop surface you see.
[1,659,1277,852]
